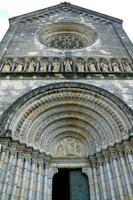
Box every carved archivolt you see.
[0,83,132,157]
[1,57,132,73]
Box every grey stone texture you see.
[0,79,133,118]
[0,3,133,60]
[0,2,133,200]
[0,2,132,119]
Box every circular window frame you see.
[37,22,98,50]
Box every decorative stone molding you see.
[0,56,133,75]
[53,136,85,157]
[0,135,132,163]
[0,83,132,156]
[37,22,98,49]
[0,136,132,200]
[16,2,121,25]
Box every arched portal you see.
[0,82,132,155]
[0,82,133,200]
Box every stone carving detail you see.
[86,58,97,72]
[40,58,49,72]
[46,34,85,50]
[1,57,133,74]
[53,136,85,157]
[111,58,120,72]
[38,22,98,49]
[52,58,61,72]
[2,58,13,72]
[14,58,25,72]
[121,59,132,72]
[64,58,73,72]
[75,58,85,72]
[27,58,37,72]
[99,58,109,72]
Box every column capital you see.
[123,140,132,154]
[116,144,124,156]
[102,150,110,161]
[89,155,98,167]
[109,147,118,159]
[96,153,104,165]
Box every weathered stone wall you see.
[0,4,133,200]
[0,3,133,60]
[0,79,132,118]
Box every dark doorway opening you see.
[52,169,70,200]
[52,168,90,200]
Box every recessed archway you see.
[0,82,132,156]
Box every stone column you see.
[0,145,8,174]
[0,148,10,199]
[6,153,17,200]
[10,152,24,199]
[28,158,38,200]
[103,151,117,199]
[97,154,111,200]
[19,154,31,199]
[0,145,9,184]
[43,164,49,200]
[110,149,127,200]
[36,157,45,200]
[124,141,133,174]
[126,153,133,174]
[1,148,17,200]
[117,146,133,199]
[43,163,57,200]
[89,157,99,200]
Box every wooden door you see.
[69,170,90,200]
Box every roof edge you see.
[9,2,123,24]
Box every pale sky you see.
[0,0,133,43]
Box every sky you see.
[0,0,133,43]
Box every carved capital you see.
[116,144,124,157]
[24,154,31,162]
[102,150,110,162]
[109,147,118,159]
[123,141,132,154]
[96,153,104,165]
[90,155,97,167]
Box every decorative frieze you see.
[0,57,133,76]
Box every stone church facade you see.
[0,2,133,200]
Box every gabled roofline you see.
[9,2,123,24]
[69,3,123,24]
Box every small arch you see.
[26,57,37,72]
[39,57,49,72]
[75,57,85,72]
[110,58,121,72]
[63,57,74,72]
[86,58,97,72]
[99,58,109,72]
[121,58,133,72]
[51,57,61,72]
[1,58,14,72]
[14,57,25,72]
